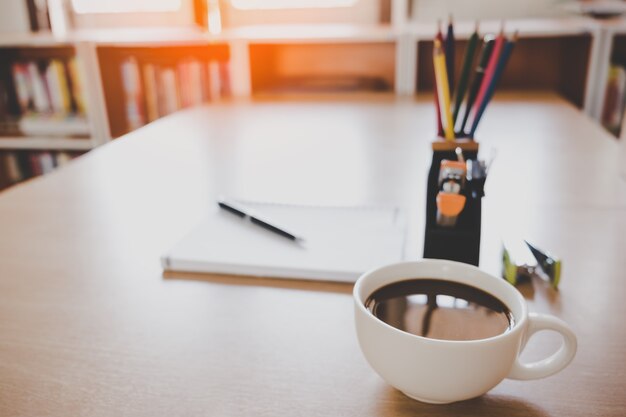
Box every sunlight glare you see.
[231,0,358,10]
[72,0,182,14]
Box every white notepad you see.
[161,201,407,283]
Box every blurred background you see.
[1,0,625,190]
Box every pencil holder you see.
[423,139,482,266]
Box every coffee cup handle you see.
[507,313,577,380]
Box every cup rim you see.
[353,259,528,345]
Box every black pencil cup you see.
[423,140,482,266]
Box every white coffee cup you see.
[353,259,577,404]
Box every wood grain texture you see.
[0,93,625,416]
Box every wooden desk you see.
[0,94,624,416]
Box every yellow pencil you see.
[433,39,455,141]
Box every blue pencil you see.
[469,33,517,137]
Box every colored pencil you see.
[468,26,506,136]
[434,21,444,136]
[452,22,479,125]
[433,39,455,141]
[469,33,517,137]
[445,16,455,97]
[458,36,494,134]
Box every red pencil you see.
[471,25,505,126]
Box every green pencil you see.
[458,35,495,134]
[452,22,479,125]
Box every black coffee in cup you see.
[365,279,515,341]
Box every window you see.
[231,0,358,10]
[71,0,182,14]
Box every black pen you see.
[217,197,306,243]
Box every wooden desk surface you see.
[0,94,624,416]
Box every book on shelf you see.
[45,60,72,114]
[5,57,90,138]
[178,61,191,109]
[39,151,55,174]
[2,151,27,187]
[218,61,231,97]
[0,118,20,137]
[178,59,205,108]
[602,64,626,136]
[143,64,159,122]
[18,114,90,137]
[12,64,32,113]
[25,62,52,113]
[120,57,145,131]
[120,56,232,132]
[0,150,81,191]
[67,59,87,115]
[208,61,222,101]
[25,0,51,32]
[160,67,181,116]
[55,151,73,166]
[1,152,24,185]
[190,60,206,106]
[0,76,9,117]
[28,152,43,176]
[155,66,168,119]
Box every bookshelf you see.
[1,14,623,190]
[584,18,626,137]
[248,42,396,95]
[411,18,599,112]
[96,42,230,138]
[0,36,107,190]
[227,23,402,96]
